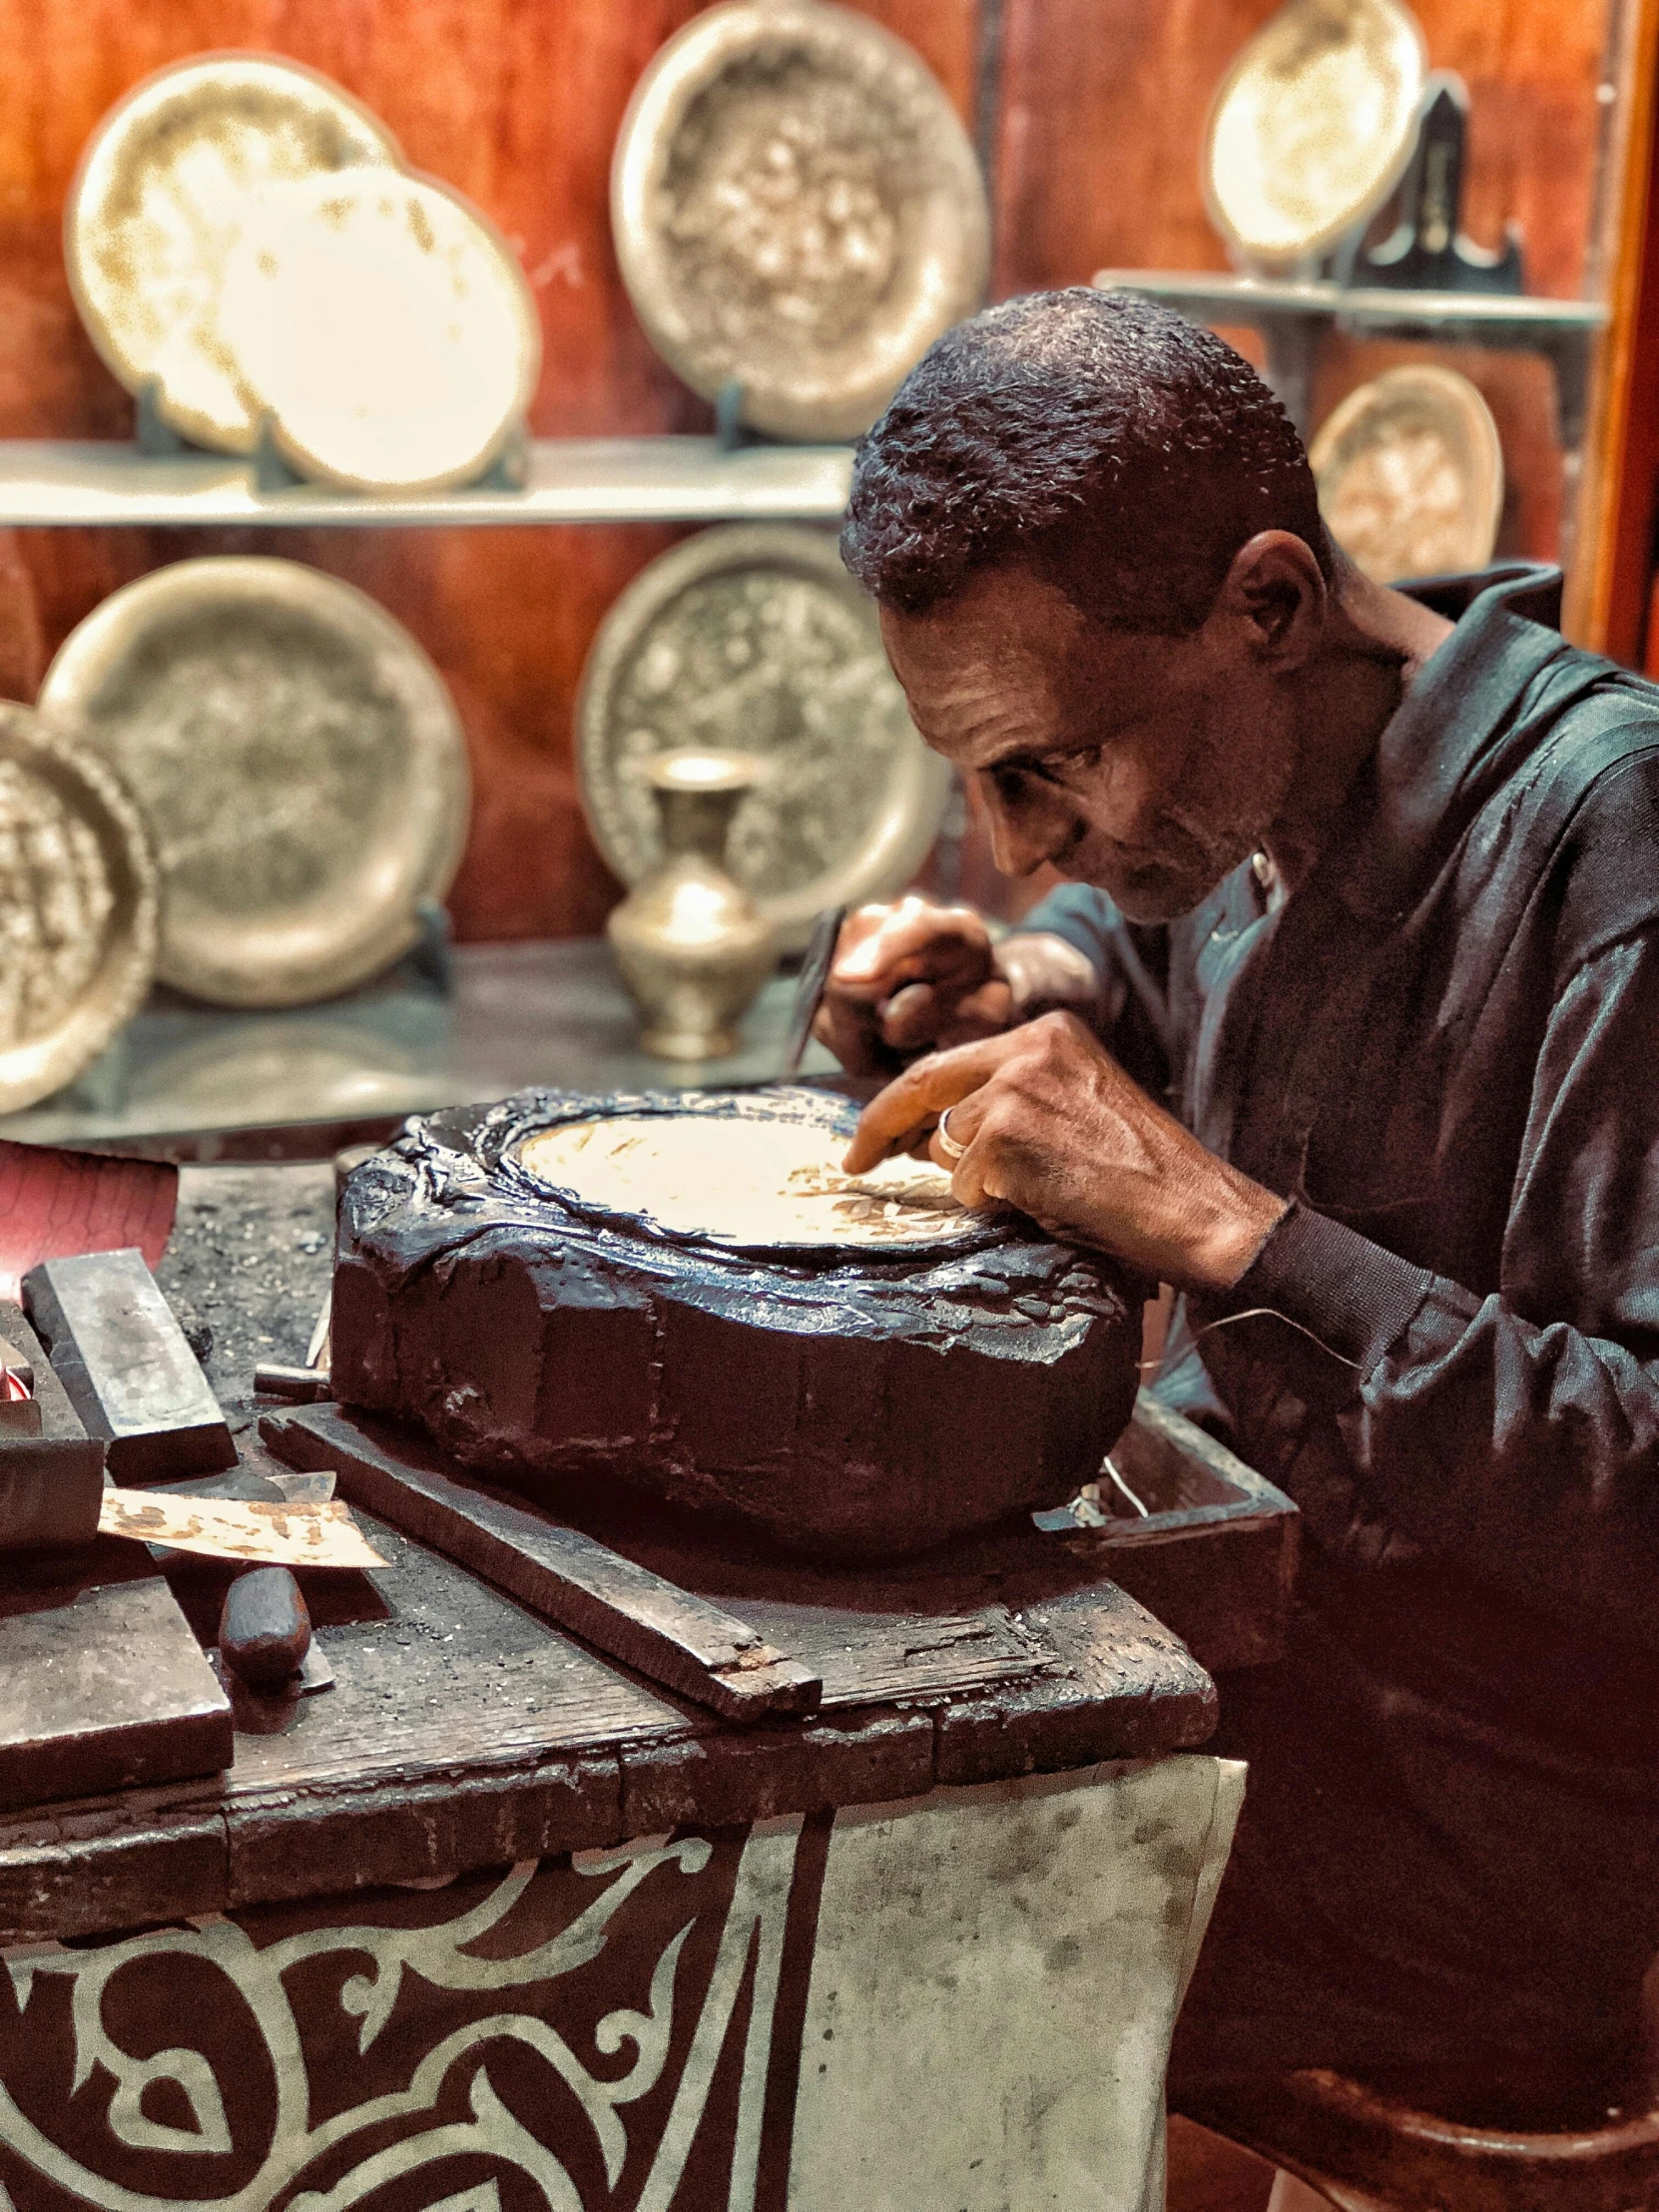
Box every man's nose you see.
[979,778,1075,878]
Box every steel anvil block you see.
[330,1089,1143,1562]
[0,1301,105,1551]
[24,1248,235,1483]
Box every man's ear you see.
[1212,531,1328,669]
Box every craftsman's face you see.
[877,541,1314,922]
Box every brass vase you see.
[608,751,778,1059]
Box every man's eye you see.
[1057,745,1104,780]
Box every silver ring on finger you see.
[935,1106,968,1162]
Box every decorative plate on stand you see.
[39,558,470,1009]
[0,703,159,1114]
[1310,363,1503,581]
[612,0,989,439]
[66,53,403,454]
[1203,0,1427,269]
[577,524,951,954]
[217,170,541,494]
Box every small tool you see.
[96,1487,386,1569]
[219,1566,311,1691]
[780,902,847,1077]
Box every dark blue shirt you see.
[1018,564,1659,2092]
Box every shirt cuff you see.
[1219,1201,1437,1374]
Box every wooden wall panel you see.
[0,0,1626,945]
[0,0,977,943]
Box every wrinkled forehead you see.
[875,570,1196,767]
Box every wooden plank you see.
[263,1402,824,1724]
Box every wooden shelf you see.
[0,435,854,529]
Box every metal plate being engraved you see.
[66,54,403,455]
[1310,364,1502,583]
[218,171,541,494]
[578,525,951,952]
[613,0,989,440]
[1203,0,1427,268]
[0,702,159,1114]
[39,558,469,1009]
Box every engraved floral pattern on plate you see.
[613,0,989,439]
[1310,362,1503,583]
[0,705,158,1114]
[578,525,949,952]
[1203,0,1427,267]
[39,558,468,1010]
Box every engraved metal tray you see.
[1310,362,1502,582]
[613,0,989,440]
[39,557,469,1010]
[577,523,951,953]
[0,702,159,1113]
[66,53,402,456]
[1203,0,1427,269]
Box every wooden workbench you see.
[0,1163,1244,2212]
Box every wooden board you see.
[263,1400,826,1722]
[1036,1391,1301,1675]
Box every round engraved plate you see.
[613,0,989,440]
[39,558,470,1009]
[218,171,540,493]
[66,53,402,454]
[1310,363,1502,582]
[577,524,950,953]
[0,704,159,1114]
[1204,0,1427,268]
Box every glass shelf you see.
[0,939,837,1159]
[1094,268,1609,443]
[0,435,853,529]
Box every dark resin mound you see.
[331,1087,1142,1561]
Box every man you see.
[818,287,1659,2129]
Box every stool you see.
[1187,2066,1659,2211]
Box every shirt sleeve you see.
[1225,934,1659,1642]
[1009,883,1174,1099]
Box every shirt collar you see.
[1322,563,1577,922]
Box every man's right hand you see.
[812,895,1099,1076]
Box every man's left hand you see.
[841,1011,1289,1293]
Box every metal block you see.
[0,1578,233,1812]
[23,1248,236,1482]
[0,1300,105,1550]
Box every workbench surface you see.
[0,1162,1216,1944]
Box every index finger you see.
[841,1030,1025,1173]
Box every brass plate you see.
[0,702,159,1114]
[578,524,951,954]
[39,558,470,1009]
[612,0,989,440]
[218,171,541,494]
[1203,0,1426,268]
[1310,363,1503,582]
[66,53,402,455]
